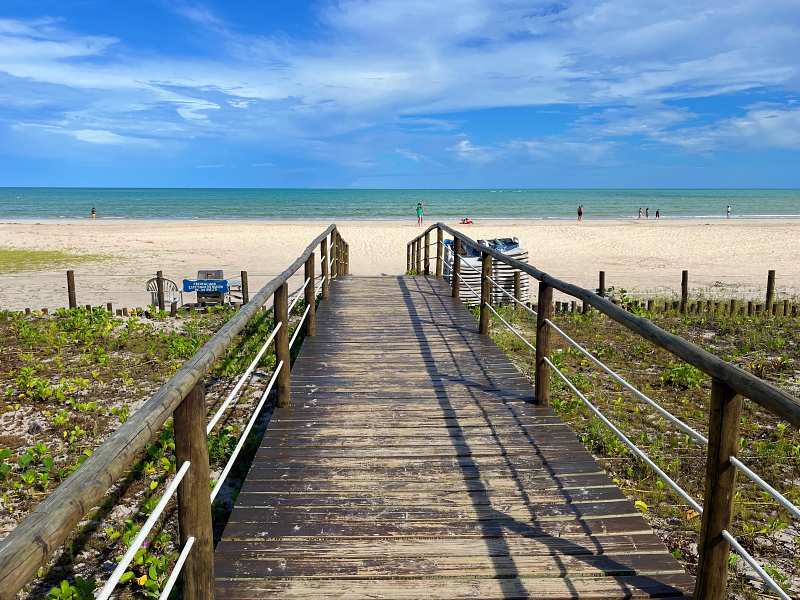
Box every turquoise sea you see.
[0,188,798,220]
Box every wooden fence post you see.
[424,231,430,276]
[680,270,688,314]
[598,271,606,297]
[535,281,554,405]
[410,240,417,273]
[156,270,165,312]
[766,270,775,309]
[513,271,521,310]
[106,302,113,313]
[416,238,422,274]
[479,251,492,334]
[321,238,329,300]
[452,238,461,299]
[173,383,215,600]
[696,378,742,599]
[344,242,349,276]
[436,228,443,278]
[330,233,338,279]
[240,271,249,305]
[67,270,76,308]
[304,253,316,337]
[170,301,178,317]
[274,282,291,408]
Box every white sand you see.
[0,218,797,310]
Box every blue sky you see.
[1,0,799,188]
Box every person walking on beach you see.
[655,209,660,219]
[577,205,583,222]
[91,207,96,219]
[726,205,732,219]
[645,207,649,219]
[415,202,425,226]
[638,207,643,219]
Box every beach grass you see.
[0,248,102,273]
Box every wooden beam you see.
[479,251,492,334]
[535,281,553,406]
[274,282,291,408]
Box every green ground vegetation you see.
[0,248,103,273]
[484,303,799,599]
[0,297,311,599]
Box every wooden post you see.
[680,270,688,314]
[122,307,128,316]
[321,238,329,300]
[330,233,338,278]
[173,383,215,600]
[344,242,349,276]
[106,302,113,313]
[416,238,422,274]
[535,282,554,406]
[598,271,606,297]
[170,301,178,317]
[424,231,430,276]
[274,282,291,408]
[304,253,316,337]
[784,299,790,316]
[156,270,165,312]
[452,238,461,299]
[240,271,249,305]
[410,240,416,273]
[406,243,411,273]
[479,251,492,334]
[435,228,443,278]
[696,379,742,600]
[67,270,76,308]
[513,271,521,310]
[647,299,654,313]
[42,308,48,315]
[766,269,775,309]
[729,299,736,316]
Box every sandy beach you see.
[0,218,797,310]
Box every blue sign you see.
[183,279,229,293]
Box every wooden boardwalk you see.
[215,276,693,599]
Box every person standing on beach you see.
[655,209,660,219]
[577,205,583,222]
[415,202,425,226]
[645,207,649,219]
[726,205,732,218]
[91,207,96,219]
[638,207,643,219]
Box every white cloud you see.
[449,138,496,163]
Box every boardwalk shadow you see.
[396,276,687,599]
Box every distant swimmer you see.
[91,207,96,219]
[415,202,425,226]
[726,205,732,218]
[577,204,583,222]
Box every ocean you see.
[0,188,798,220]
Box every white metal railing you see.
[96,461,192,599]
[157,537,194,600]
[206,322,282,434]
[455,256,796,600]
[288,277,311,314]
[289,306,312,349]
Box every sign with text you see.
[183,279,229,293]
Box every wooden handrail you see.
[0,225,341,598]
[425,222,800,427]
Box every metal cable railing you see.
[410,223,799,600]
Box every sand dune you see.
[0,218,797,310]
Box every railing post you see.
[479,251,492,334]
[274,282,291,408]
[696,379,742,599]
[331,233,339,278]
[535,281,554,405]
[410,240,416,273]
[598,271,605,298]
[451,238,461,299]
[766,269,775,309]
[173,383,215,599]
[106,302,113,313]
[345,242,350,275]
[416,238,422,274]
[321,238,329,300]
[407,243,411,273]
[513,271,521,310]
[240,270,249,304]
[156,270,165,312]
[680,270,688,314]
[304,253,316,336]
[67,270,76,308]
[435,228,443,278]
[424,231,430,276]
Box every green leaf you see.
[119,571,134,584]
